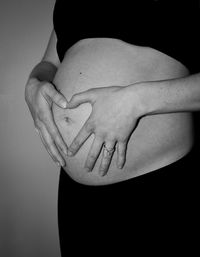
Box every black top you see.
[53,0,200,73]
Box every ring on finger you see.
[99,143,115,176]
[103,143,115,156]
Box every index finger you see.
[67,121,93,156]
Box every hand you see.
[25,78,68,167]
[67,85,143,176]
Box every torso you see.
[52,38,194,185]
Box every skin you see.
[25,31,69,167]
[26,30,199,177]
[25,78,68,167]
[51,38,193,183]
[66,72,200,177]
[66,85,142,176]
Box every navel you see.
[64,116,73,124]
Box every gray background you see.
[0,1,61,256]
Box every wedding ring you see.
[103,144,115,156]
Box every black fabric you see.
[58,148,198,256]
[53,2,199,254]
[53,0,200,73]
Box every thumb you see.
[44,83,68,108]
[67,89,95,109]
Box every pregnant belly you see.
[52,38,194,185]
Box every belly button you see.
[64,116,73,124]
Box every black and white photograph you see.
[0,0,199,256]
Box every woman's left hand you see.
[66,85,144,176]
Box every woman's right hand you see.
[25,78,68,167]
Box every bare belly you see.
[52,38,194,185]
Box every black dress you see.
[53,1,199,255]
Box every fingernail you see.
[84,167,91,172]
[61,101,67,108]
[67,150,73,156]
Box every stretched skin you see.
[52,38,193,185]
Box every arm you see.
[28,30,60,83]
[65,73,200,176]
[25,30,68,167]
[132,73,200,116]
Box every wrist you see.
[26,77,40,87]
[28,61,58,83]
[25,77,38,102]
[25,77,41,94]
[125,82,150,118]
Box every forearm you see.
[132,73,200,116]
[25,61,59,104]
[28,61,58,83]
